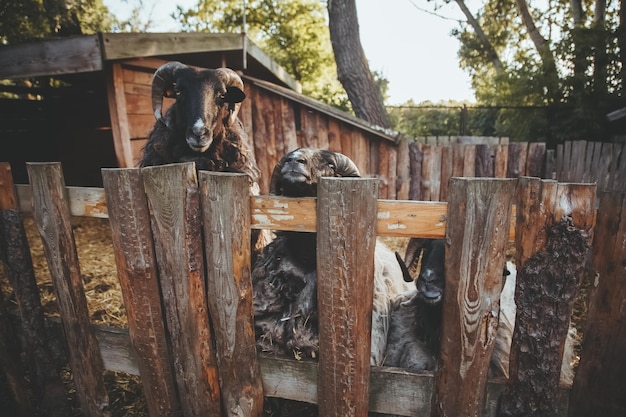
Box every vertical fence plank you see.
[607,143,625,192]
[569,191,626,417]
[26,162,110,417]
[433,178,516,417]
[409,142,423,201]
[494,144,509,178]
[421,145,434,201]
[0,163,71,417]
[102,168,181,417]
[200,172,264,417]
[507,142,528,178]
[499,179,595,417]
[396,139,410,200]
[526,142,546,178]
[142,163,221,417]
[452,144,465,177]
[462,145,476,177]
[440,146,453,201]
[317,177,377,417]
[475,144,495,177]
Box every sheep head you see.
[269,148,361,197]
[151,61,246,153]
[396,238,446,305]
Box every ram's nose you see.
[187,120,212,152]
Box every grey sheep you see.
[385,238,576,386]
[252,148,410,365]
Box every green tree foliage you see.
[0,0,113,44]
[174,0,350,108]
[448,0,624,143]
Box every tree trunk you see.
[454,0,504,73]
[515,0,561,102]
[327,0,391,128]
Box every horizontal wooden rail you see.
[14,184,518,239]
[81,323,568,417]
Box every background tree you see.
[174,0,350,110]
[327,0,392,128]
[0,0,113,44]
[448,0,623,143]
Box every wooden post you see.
[199,172,264,417]
[26,162,111,417]
[141,163,221,417]
[432,178,516,417]
[568,191,626,417]
[101,168,181,417]
[498,178,596,417]
[317,177,378,417]
[0,163,71,416]
[396,139,410,200]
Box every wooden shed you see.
[0,32,403,197]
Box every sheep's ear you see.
[224,86,246,103]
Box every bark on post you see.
[141,163,221,417]
[101,168,181,417]
[0,162,71,416]
[568,191,626,417]
[432,178,516,417]
[498,178,596,417]
[199,172,264,417]
[317,177,378,417]
[26,162,111,417]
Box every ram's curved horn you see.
[334,153,361,177]
[151,61,188,126]
[215,68,246,126]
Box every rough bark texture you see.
[327,0,391,128]
[498,217,590,417]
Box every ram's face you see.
[277,148,358,197]
[174,68,245,153]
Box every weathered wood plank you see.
[106,62,135,168]
[526,142,546,178]
[440,146,453,201]
[378,142,391,199]
[317,178,377,417]
[396,140,411,200]
[500,179,595,417]
[408,141,423,201]
[0,163,71,416]
[0,35,102,79]
[463,145,476,177]
[199,172,264,417]
[569,191,626,417]
[141,163,221,417]
[434,178,516,417]
[452,143,466,177]
[494,144,509,178]
[101,168,181,417]
[475,144,495,177]
[507,142,527,178]
[26,162,111,417]
[250,86,271,195]
[0,287,32,417]
[570,140,588,182]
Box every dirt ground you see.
[0,216,591,416]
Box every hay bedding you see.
[0,218,590,416]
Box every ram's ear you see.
[224,86,246,103]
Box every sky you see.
[103,0,475,105]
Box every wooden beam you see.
[317,177,378,417]
[105,63,134,168]
[142,163,221,417]
[26,162,111,417]
[0,35,102,79]
[199,172,264,417]
[433,178,516,417]
[101,168,181,417]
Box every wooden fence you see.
[0,160,625,416]
[401,139,626,202]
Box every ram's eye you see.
[328,162,336,170]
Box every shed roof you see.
[0,32,300,91]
